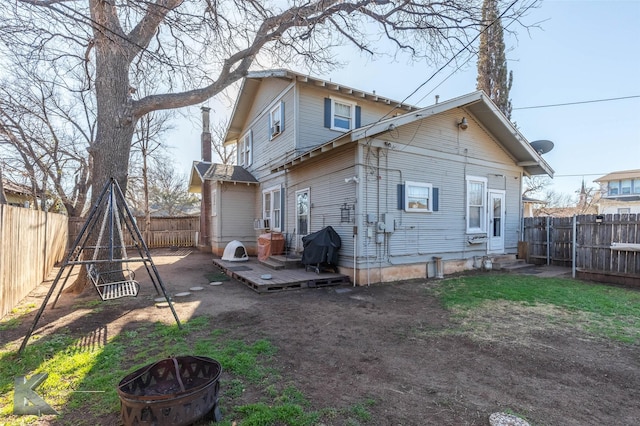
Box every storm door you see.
[295,189,310,251]
[488,190,505,253]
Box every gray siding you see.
[213,182,257,247]
[248,87,296,180]
[281,145,358,257]
[356,108,523,267]
[297,85,402,152]
[244,78,292,127]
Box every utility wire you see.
[513,95,640,110]
[372,0,523,124]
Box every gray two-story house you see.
[190,69,554,284]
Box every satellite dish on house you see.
[530,140,554,155]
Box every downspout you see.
[377,147,382,282]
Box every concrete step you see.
[492,258,531,271]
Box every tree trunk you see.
[66,30,137,294]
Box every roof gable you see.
[224,69,417,145]
[189,162,258,193]
[272,91,554,177]
[595,169,640,182]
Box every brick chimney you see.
[201,106,212,162]
[200,106,212,250]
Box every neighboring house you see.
[1,179,36,208]
[594,169,640,214]
[190,69,554,284]
[522,196,547,218]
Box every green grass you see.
[435,274,640,344]
[0,315,375,426]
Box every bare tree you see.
[148,156,200,216]
[523,175,551,199]
[0,69,93,216]
[211,121,235,165]
[128,110,175,240]
[2,0,538,291]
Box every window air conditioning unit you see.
[271,124,280,137]
[253,218,270,230]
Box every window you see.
[263,186,282,231]
[268,101,284,139]
[296,189,310,235]
[621,179,632,195]
[238,130,252,166]
[634,179,640,194]
[466,176,487,233]
[404,181,433,212]
[618,208,631,214]
[608,181,619,196]
[324,98,361,131]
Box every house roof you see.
[189,162,258,193]
[595,169,640,182]
[522,196,547,204]
[224,69,417,145]
[2,179,33,196]
[272,91,554,177]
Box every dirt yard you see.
[4,249,639,425]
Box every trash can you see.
[257,233,285,261]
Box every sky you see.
[169,0,640,201]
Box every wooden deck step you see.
[259,258,285,270]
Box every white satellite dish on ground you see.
[530,140,554,155]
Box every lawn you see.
[1,272,639,425]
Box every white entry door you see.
[488,190,505,253]
[295,189,310,252]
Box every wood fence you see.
[68,215,199,249]
[0,205,68,318]
[523,214,640,286]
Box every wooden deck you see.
[212,257,351,293]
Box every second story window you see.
[324,97,361,132]
[238,130,252,167]
[268,101,285,140]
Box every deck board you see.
[212,258,350,293]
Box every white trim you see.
[488,189,505,253]
[466,175,487,234]
[330,96,357,132]
[295,188,310,236]
[262,185,282,232]
[404,181,433,212]
[269,103,282,139]
[238,130,252,166]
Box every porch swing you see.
[19,178,181,355]
[85,186,139,300]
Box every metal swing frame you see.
[19,178,181,355]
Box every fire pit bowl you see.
[117,355,222,426]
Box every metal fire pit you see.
[117,355,222,426]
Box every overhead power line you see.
[513,95,640,110]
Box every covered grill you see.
[301,226,341,273]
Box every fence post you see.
[572,215,577,278]
[546,216,550,265]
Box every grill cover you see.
[301,226,341,268]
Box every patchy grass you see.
[0,316,375,425]
[434,274,640,344]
